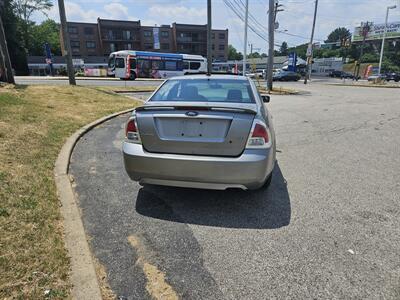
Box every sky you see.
[34,0,400,53]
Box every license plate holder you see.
[181,119,204,137]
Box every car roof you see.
[168,74,249,81]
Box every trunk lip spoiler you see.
[135,103,258,114]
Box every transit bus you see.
[107,50,207,80]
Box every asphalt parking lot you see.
[70,82,400,299]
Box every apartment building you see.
[62,18,228,61]
[97,19,141,55]
[211,29,229,61]
[141,25,174,52]
[65,22,102,56]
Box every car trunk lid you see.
[135,103,256,157]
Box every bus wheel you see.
[129,72,136,80]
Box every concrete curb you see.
[54,108,134,299]
[327,83,400,89]
[113,90,155,94]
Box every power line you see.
[224,0,284,46]
[224,0,302,49]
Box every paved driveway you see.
[70,83,400,299]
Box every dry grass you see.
[0,84,140,299]
[94,85,156,93]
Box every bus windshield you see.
[108,55,115,68]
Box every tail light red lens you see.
[252,123,269,142]
[126,119,137,134]
[125,119,141,143]
[247,122,271,148]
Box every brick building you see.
[62,18,228,61]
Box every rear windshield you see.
[150,79,255,103]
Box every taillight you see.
[246,121,271,148]
[125,118,141,144]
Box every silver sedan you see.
[123,74,276,190]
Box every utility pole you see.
[266,0,275,91]
[243,0,249,75]
[355,21,371,80]
[58,0,76,85]
[0,15,15,84]
[304,0,318,84]
[207,0,212,74]
[378,5,397,75]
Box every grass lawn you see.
[0,84,141,299]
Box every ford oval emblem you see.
[185,111,198,117]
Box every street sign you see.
[306,44,312,57]
[44,43,54,75]
[72,58,84,66]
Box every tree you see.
[228,44,243,60]
[13,0,53,52]
[248,52,261,59]
[30,20,61,56]
[279,41,288,55]
[14,0,53,24]
[1,0,28,74]
[325,27,351,43]
[287,43,308,59]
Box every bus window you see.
[183,60,189,70]
[152,60,163,70]
[151,61,163,78]
[115,57,125,68]
[190,62,201,70]
[165,61,177,71]
[138,59,151,78]
[129,59,136,70]
[177,60,183,71]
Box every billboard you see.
[153,27,160,50]
[353,22,400,42]
[287,52,297,72]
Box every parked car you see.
[273,70,301,81]
[244,72,256,78]
[385,72,400,82]
[367,74,386,81]
[255,69,266,79]
[328,71,354,79]
[123,74,276,190]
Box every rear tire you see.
[129,72,136,80]
[263,173,272,189]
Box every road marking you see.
[128,235,179,300]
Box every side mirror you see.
[261,94,270,103]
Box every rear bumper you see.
[122,142,275,190]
